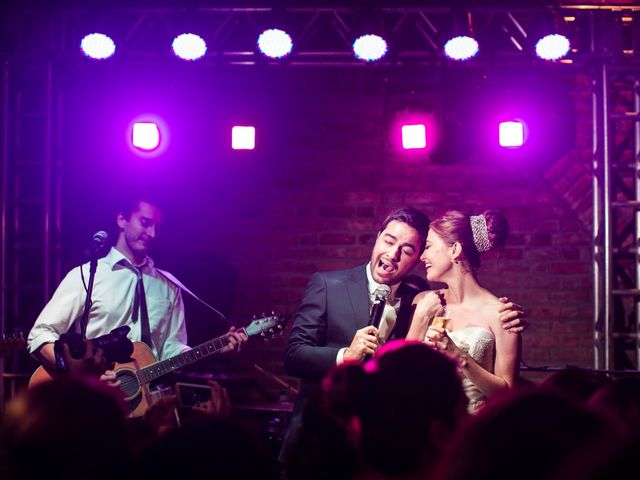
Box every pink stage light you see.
[401,124,427,150]
[132,122,161,151]
[499,121,525,148]
[232,126,256,150]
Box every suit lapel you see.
[346,265,370,331]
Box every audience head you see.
[137,415,276,480]
[433,389,615,480]
[0,376,130,480]
[588,377,640,439]
[286,363,369,480]
[539,368,610,404]
[361,340,467,477]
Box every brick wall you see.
[146,67,596,392]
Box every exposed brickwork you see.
[162,67,597,391]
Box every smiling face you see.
[115,201,162,264]
[369,220,422,286]
[421,229,455,283]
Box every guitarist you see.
[27,196,247,382]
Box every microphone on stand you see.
[369,285,391,330]
[84,230,108,257]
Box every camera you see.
[54,326,134,372]
[175,382,213,409]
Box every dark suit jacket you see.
[279,265,423,462]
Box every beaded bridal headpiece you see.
[470,215,490,253]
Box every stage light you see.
[232,126,256,150]
[443,36,479,61]
[258,29,293,59]
[132,123,161,151]
[499,121,525,148]
[353,34,388,62]
[535,34,570,61]
[80,33,116,60]
[172,33,207,61]
[401,124,427,150]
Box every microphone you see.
[369,285,391,330]
[84,230,108,257]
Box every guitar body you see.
[28,314,285,417]
[112,342,157,417]
[29,342,158,418]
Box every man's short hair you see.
[378,206,430,252]
[116,195,163,221]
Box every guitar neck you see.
[137,327,247,385]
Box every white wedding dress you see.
[447,326,495,412]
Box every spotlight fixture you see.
[499,121,525,148]
[172,33,207,61]
[353,34,388,62]
[443,36,479,61]
[257,29,293,59]
[80,33,116,60]
[401,124,427,150]
[535,34,570,61]
[132,123,161,151]
[232,126,256,150]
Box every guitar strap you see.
[156,268,233,326]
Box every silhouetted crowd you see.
[2,340,639,480]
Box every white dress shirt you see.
[28,247,189,361]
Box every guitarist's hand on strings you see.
[220,326,248,353]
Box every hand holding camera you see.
[53,326,134,377]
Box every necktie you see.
[132,266,152,348]
[377,302,399,343]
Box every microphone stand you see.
[79,253,99,339]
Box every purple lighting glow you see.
[132,123,161,151]
[80,33,116,60]
[172,33,207,61]
[353,35,388,62]
[232,126,256,150]
[257,29,293,59]
[401,124,427,150]
[499,121,525,148]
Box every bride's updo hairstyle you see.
[428,210,509,270]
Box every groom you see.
[280,206,525,463]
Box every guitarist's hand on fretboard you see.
[221,326,249,353]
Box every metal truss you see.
[2,2,640,390]
[0,4,639,66]
[593,63,640,371]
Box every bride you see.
[406,210,521,412]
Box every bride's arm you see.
[406,291,445,341]
[452,316,520,396]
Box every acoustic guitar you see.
[29,314,285,417]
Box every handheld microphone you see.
[84,230,108,257]
[369,285,391,330]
